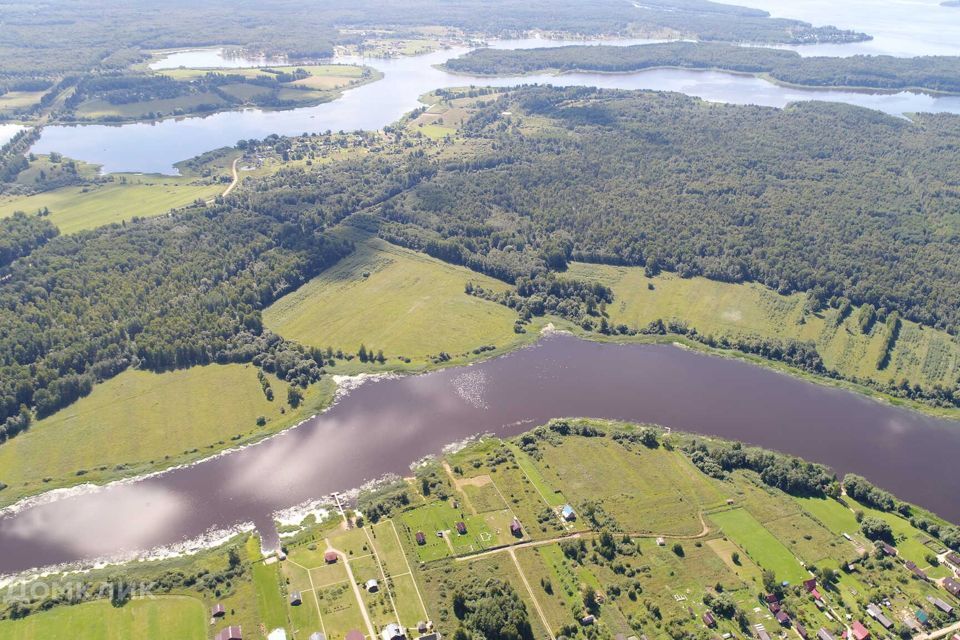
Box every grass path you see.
[508,547,556,640]
[326,539,376,639]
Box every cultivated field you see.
[264,235,526,365]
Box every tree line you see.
[445,41,960,94]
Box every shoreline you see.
[439,62,960,98]
[2,319,956,514]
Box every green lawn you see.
[0,178,223,233]
[264,235,525,363]
[567,262,960,393]
[506,443,568,508]
[795,496,862,537]
[253,559,289,632]
[0,597,206,640]
[0,364,326,506]
[709,508,810,584]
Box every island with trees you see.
[444,41,960,94]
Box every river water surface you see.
[1,334,958,578]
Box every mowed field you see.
[708,508,809,584]
[264,236,524,362]
[0,364,305,505]
[567,262,960,392]
[0,177,222,233]
[0,597,206,640]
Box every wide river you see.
[29,1,960,175]
[1,334,958,578]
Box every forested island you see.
[445,41,960,94]
[1,420,958,640]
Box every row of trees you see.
[447,41,960,94]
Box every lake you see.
[32,34,960,174]
[0,333,957,578]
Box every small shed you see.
[366,579,380,593]
[796,622,808,639]
[702,611,716,627]
[656,537,665,546]
[308,634,326,640]
[817,629,836,640]
[324,550,338,564]
[581,614,595,626]
[211,603,226,618]
[510,518,522,537]
[455,521,467,535]
[916,609,930,625]
[216,626,243,640]
[561,505,576,521]
[290,591,302,606]
[415,531,426,546]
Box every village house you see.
[905,560,928,581]
[211,603,226,618]
[943,576,960,598]
[561,505,576,521]
[945,551,960,570]
[455,521,467,535]
[381,623,406,640]
[927,595,954,615]
[817,628,836,640]
[703,611,717,628]
[775,610,790,626]
[415,531,426,545]
[851,620,870,640]
[867,604,893,629]
[215,626,243,640]
[510,518,522,537]
[367,579,380,593]
[324,550,338,564]
[795,622,808,639]
[581,614,596,626]
[757,627,772,640]
[290,591,302,606]
[880,543,897,557]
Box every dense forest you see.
[3,85,960,439]
[0,0,867,80]
[446,41,960,94]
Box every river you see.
[30,31,960,174]
[0,333,958,578]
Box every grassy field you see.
[709,508,810,584]
[0,597,207,640]
[567,263,960,393]
[0,364,330,507]
[0,90,44,115]
[264,235,528,364]
[0,176,223,233]
[535,432,725,535]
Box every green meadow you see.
[264,235,529,365]
[0,597,206,640]
[708,508,810,584]
[0,176,223,233]
[568,262,960,394]
[0,364,330,507]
